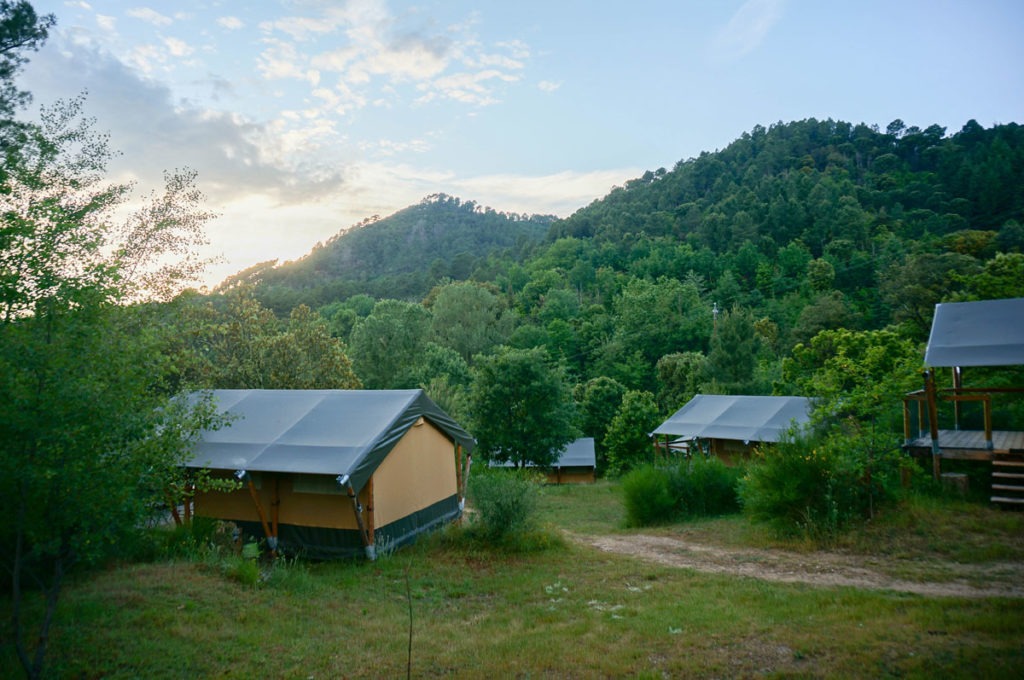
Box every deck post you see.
[952,367,963,431]
[924,370,941,479]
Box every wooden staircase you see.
[991,454,1024,507]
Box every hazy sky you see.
[18,0,1024,287]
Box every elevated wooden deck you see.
[904,429,1024,460]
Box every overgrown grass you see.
[2,482,1023,678]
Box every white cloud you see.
[709,0,785,62]
[420,69,519,105]
[96,14,116,32]
[217,16,244,30]
[127,7,173,27]
[538,80,561,92]
[163,37,194,58]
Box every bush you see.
[467,470,540,543]
[738,430,902,540]
[670,455,743,518]
[621,465,675,527]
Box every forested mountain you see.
[199,116,1024,462]
[229,193,555,312]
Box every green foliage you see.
[428,281,511,362]
[0,93,221,679]
[670,456,743,519]
[469,346,578,468]
[247,194,554,306]
[466,470,541,545]
[702,307,760,393]
[655,351,704,413]
[739,430,904,540]
[620,465,675,527]
[603,390,661,477]
[165,288,361,390]
[573,376,626,474]
[622,457,743,528]
[348,298,430,388]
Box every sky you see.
[17,0,1024,288]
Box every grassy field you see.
[4,482,1024,679]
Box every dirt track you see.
[573,532,1024,598]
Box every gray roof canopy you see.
[653,395,812,443]
[186,389,474,492]
[925,298,1024,367]
[556,437,596,468]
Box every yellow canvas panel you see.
[372,418,458,526]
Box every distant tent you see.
[924,297,1024,367]
[653,395,812,463]
[489,437,596,484]
[185,389,474,559]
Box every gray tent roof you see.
[490,437,596,469]
[653,395,812,443]
[925,297,1024,367]
[556,437,596,468]
[185,389,474,492]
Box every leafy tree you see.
[428,281,511,363]
[880,252,979,339]
[469,346,578,468]
[0,94,217,679]
[604,390,661,477]
[0,1,54,134]
[574,376,627,474]
[261,304,361,389]
[955,252,1024,301]
[702,308,760,394]
[349,299,431,388]
[655,351,705,412]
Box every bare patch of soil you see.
[573,532,1024,598]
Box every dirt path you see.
[573,532,1024,598]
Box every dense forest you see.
[162,115,1024,474]
[217,120,1020,381]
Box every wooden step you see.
[991,484,1024,492]
[993,460,1024,467]
[993,471,1024,479]
[991,496,1024,504]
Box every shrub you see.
[467,470,540,543]
[738,430,901,540]
[621,465,675,527]
[670,455,743,518]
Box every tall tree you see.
[469,346,578,468]
[349,299,431,388]
[0,94,218,679]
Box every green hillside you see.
[227,193,555,312]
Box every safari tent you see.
[652,394,813,464]
[490,437,597,484]
[902,297,1024,503]
[185,389,474,559]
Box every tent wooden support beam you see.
[344,480,375,560]
[245,475,276,555]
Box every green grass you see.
[3,483,1023,679]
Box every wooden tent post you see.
[342,477,374,560]
[244,473,275,554]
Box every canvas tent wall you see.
[653,395,812,464]
[186,389,474,559]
